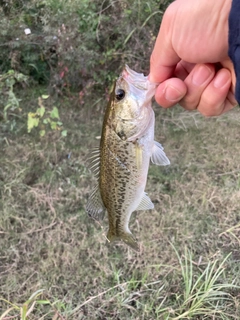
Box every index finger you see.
[149,8,181,83]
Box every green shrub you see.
[0,0,171,94]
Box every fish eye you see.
[115,89,125,101]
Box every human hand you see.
[149,0,238,116]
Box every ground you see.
[1,92,240,319]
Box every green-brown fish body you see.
[87,65,170,251]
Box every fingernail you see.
[192,66,212,86]
[213,72,229,88]
[164,85,183,102]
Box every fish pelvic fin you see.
[151,141,170,166]
[107,230,139,252]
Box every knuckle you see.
[164,1,178,20]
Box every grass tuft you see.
[169,247,238,319]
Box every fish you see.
[86,65,170,251]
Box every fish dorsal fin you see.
[151,141,170,166]
[86,186,106,221]
[87,149,100,177]
[136,192,154,211]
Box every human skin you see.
[149,0,238,116]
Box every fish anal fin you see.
[107,230,139,251]
[136,192,154,211]
[151,141,170,166]
[86,186,105,221]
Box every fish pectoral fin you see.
[107,230,139,251]
[151,141,170,166]
[135,144,143,170]
[86,186,106,221]
[136,192,154,210]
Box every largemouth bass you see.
[86,65,170,251]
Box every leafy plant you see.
[0,70,28,120]
[27,94,67,137]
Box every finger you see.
[179,64,216,110]
[222,90,238,114]
[149,5,181,83]
[196,69,237,116]
[155,78,187,108]
[174,61,196,80]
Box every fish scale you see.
[86,65,170,251]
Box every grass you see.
[1,90,240,319]
[170,248,237,319]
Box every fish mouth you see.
[121,65,158,104]
[122,65,148,90]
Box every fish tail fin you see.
[107,230,139,251]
